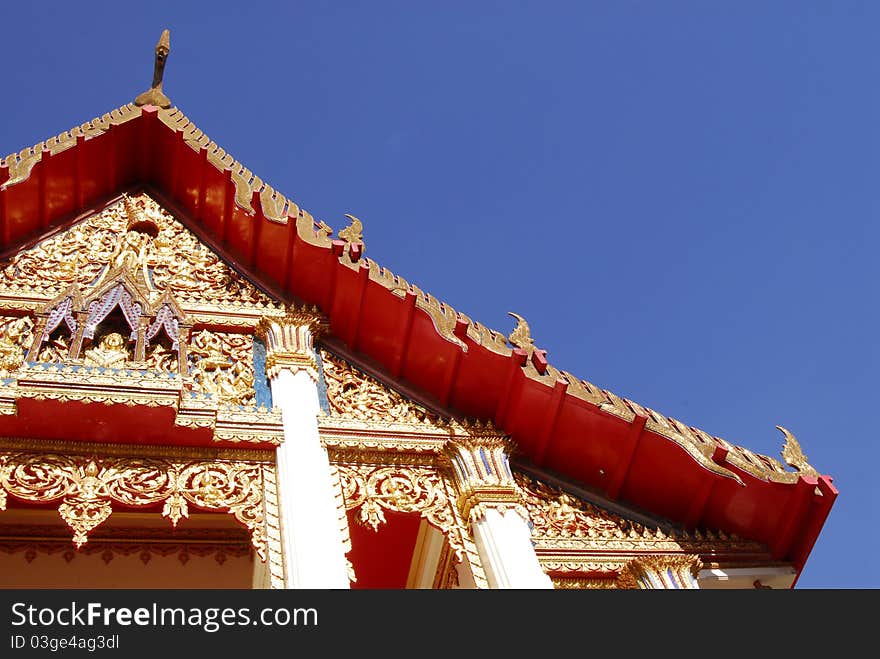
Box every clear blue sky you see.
[2,2,875,588]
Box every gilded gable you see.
[0,192,279,311]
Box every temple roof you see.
[0,99,837,583]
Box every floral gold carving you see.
[0,193,277,310]
[0,452,269,558]
[188,330,256,406]
[320,351,443,426]
[336,464,466,562]
[0,317,34,374]
[517,472,768,559]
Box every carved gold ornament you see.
[0,317,34,373]
[336,464,466,562]
[320,350,443,425]
[0,452,269,557]
[778,425,819,478]
[0,193,277,310]
[337,214,364,245]
[507,312,535,354]
[188,330,256,406]
[83,332,130,369]
[516,472,766,557]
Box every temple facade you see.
[0,33,836,589]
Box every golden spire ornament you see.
[134,29,172,108]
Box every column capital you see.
[619,554,703,589]
[444,420,526,523]
[255,305,329,381]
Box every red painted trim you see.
[249,189,262,267]
[195,145,208,222]
[495,350,527,428]
[534,378,569,466]
[74,134,85,210]
[790,475,838,584]
[0,184,6,246]
[390,288,417,378]
[106,123,118,196]
[344,262,370,351]
[37,151,47,230]
[770,476,817,559]
[440,324,468,407]
[281,213,298,295]
[222,168,234,245]
[683,476,715,528]
[605,414,647,499]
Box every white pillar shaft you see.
[271,368,350,589]
[471,508,553,589]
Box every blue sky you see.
[1,2,876,588]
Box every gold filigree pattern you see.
[259,463,285,589]
[188,330,256,406]
[0,316,34,373]
[0,452,268,557]
[320,351,444,425]
[0,193,278,310]
[778,426,819,478]
[516,472,767,555]
[336,464,466,562]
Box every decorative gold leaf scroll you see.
[189,330,256,405]
[0,317,34,374]
[336,464,465,561]
[0,193,278,309]
[0,452,267,557]
[320,350,443,425]
[515,472,765,554]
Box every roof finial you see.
[134,29,172,109]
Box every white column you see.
[445,426,553,589]
[257,307,350,589]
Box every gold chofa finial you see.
[134,29,172,108]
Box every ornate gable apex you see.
[0,94,836,582]
[0,191,281,324]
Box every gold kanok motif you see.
[336,464,466,562]
[0,317,34,373]
[0,452,269,557]
[516,472,766,556]
[320,350,443,425]
[188,330,256,406]
[0,193,277,309]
